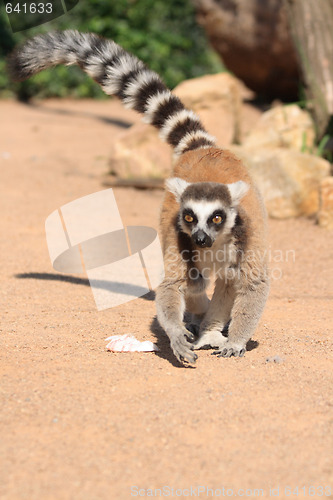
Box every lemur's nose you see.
[193,230,212,248]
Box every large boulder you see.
[243,104,316,151]
[109,73,244,179]
[109,122,172,180]
[191,0,299,100]
[231,146,331,218]
[108,71,329,221]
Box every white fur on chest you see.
[193,239,238,281]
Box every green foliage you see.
[300,130,333,162]
[0,0,224,99]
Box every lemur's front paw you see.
[212,341,246,358]
[171,330,198,365]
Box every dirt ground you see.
[1,99,332,500]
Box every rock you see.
[318,177,333,229]
[191,0,299,100]
[231,146,331,218]
[108,73,328,221]
[241,102,265,143]
[266,355,284,363]
[243,105,315,152]
[109,123,172,180]
[109,73,243,179]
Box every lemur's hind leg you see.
[194,280,235,350]
[185,291,210,338]
[184,272,210,340]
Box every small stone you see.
[266,355,284,364]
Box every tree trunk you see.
[192,0,299,100]
[284,0,333,138]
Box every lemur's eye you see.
[212,215,223,224]
[184,214,194,223]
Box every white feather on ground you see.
[105,334,159,352]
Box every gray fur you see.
[156,177,270,364]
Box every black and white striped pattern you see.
[8,30,216,156]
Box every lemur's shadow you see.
[15,272,186,365]
[15,272,155,300]
[150,316,197,368]
[22,101,133,129]
[16,272,259,366]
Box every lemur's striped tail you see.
[8,30,216,156]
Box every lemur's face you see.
[165,178,249,249]
[180,199,227,248]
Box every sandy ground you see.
[1,99,332,500]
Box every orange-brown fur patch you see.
[160,148,267,260]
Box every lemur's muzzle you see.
[193,230,212,248]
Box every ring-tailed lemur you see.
[8,30,270,365]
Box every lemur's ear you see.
[227,180,249,206]
[165,177,191,202]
